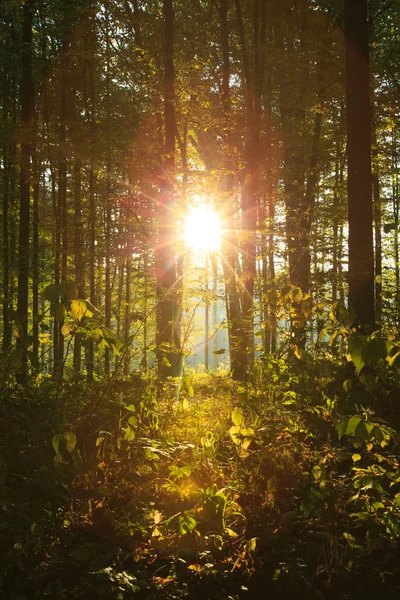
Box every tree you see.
[17,0,35,380]
[344,0,375,329]
[155,0,181,379]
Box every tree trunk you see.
[104,0,112,376]
[73,154,83,373]
[155,0,181,379]
[17,0,34,381]
[2,68,11,353]
[344,0,375,329]
[32,141,40,368]
[218,0,246,380]
[124,256,131,376]
[85,17,97,382]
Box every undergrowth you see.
[2,329,400,599]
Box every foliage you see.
[2,343,400,598]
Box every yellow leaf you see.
[61,323,71,337]
[71,300,84,321]
[225,527,238,538]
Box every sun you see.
[184,205,221,252]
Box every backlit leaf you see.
[232,407,243,427]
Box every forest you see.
[2,0,400,597]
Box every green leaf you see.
[364,337,388,365]
[337,416,350,440]
[213,348,226,355]
[64,282,78,301]
[348,334,368,373]
[43,283,60,303]
[229,425,241,445]
[52,432,77,455]
[290,287,303,303]
[180,514,197,533]
[125,426,135,442]
[343,379,353,392]
[354,420,374,443]
[312,465,322,481]
[231,407,243,427]
[346,416,362,435]
[240,427,254,450]
[359,369,376,390]
[331,302,355,328]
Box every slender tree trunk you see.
[332,153,340,305]
[142,253,148,373]
[155,0,181,378]
[32,140,40,368]
[344,0,375,329]
[51,162,60,374]
[86,18,96,382]
[268,191,277,354]
[87,165,95,382]
[2,69,11,352]
[57,35,69,375]
[17,0,34,380]
[73,155,83,373]
[234,0,260,374]
[124,256,131,376]
[392,132,399,322]
[218,0,245,380]
[372,125,382,324]
[104,0,112,376]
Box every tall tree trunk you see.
[372,126,382,325]
[86,16,96,382]
[32,141,40,368]
[17,0,34,380]
[344,0,375,329]
[73,154,83,373]
[124,255,131,376]
[104,0,112,376]
[218,0,245,380]
[2,68,11,352]
[234,0,260,374]
[87,164,95,382]
[51,161,60,374]
[56,31,69,375]
[155,0,181,378]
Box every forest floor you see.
[2,357,400,599]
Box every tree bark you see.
[344,0,375,329]
[17,0,34,381]
[155,0,181,379]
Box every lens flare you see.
[184,205,221,252]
